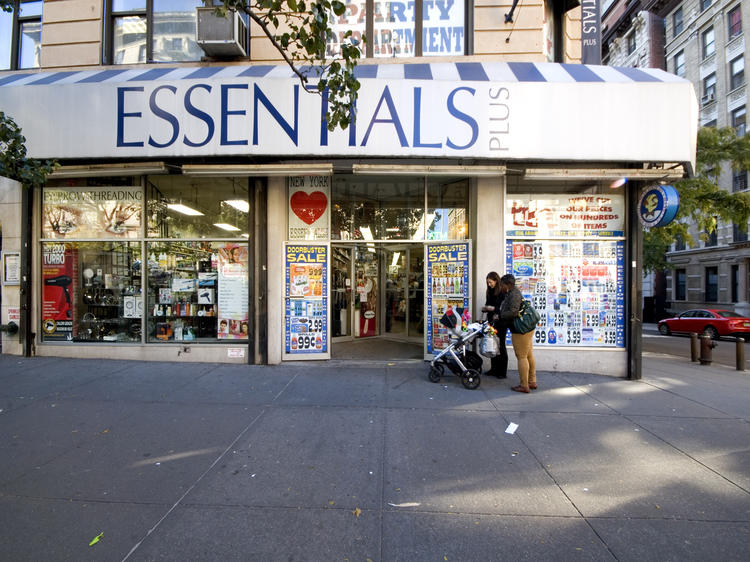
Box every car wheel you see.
[704,326,719,340]
[658,324,671,336]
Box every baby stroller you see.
[428,307,488,390]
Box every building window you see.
[327,0,466,58]
[673,7,683,37]
[702,27,715,59]
[705,266,718,302]
[673,50,686,77]
[734,170,748,191]
[706,227,718,246]
[728,4,742,38]
[105,0,205,64]
[0,0,43,70]
[732,105,746,136]
[703,73,716,103]
[700,0,712,12]
[732,264,739,302]
[675,269,686,300]
[730,55,745,90]
[627,32,636,55]
[674,234,686,251]
[704,119,717,128]
[734,222,748,242]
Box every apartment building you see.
[0,1,696,377]
[648,0,748,315]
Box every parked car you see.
[657,309,750,340]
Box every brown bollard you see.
[736,337,745,372]
[690,333,699,362]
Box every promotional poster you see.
[285,244,329,357]
[42,243,78,341]
[288,175,330,240]
[217,243,249,339]
[426,241,471,355]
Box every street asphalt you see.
[0,349,749,561]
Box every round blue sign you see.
[638,185,679,228]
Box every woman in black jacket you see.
[481,271,508,378]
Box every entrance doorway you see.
[332,243,424,355]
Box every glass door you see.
[383,246,408,337]
[355,244,379,337]
[331,245,352,339]
[407,245,424,339]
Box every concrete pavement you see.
[0,352,749,561]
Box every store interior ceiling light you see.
[391,252,400,267]
[241,233,250,238]
[224,200,250,212]
[214,223,241,231]
[182,164,334,176]
[524,167,685,181]
[48,162,168,178]
[353,164,506,176]
[167,203,204,216]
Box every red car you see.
[657,309,750,340]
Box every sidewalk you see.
[1,353,748,561]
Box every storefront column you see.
[267,176,286,364]
[0,176,23,355]
[474,175,505,317]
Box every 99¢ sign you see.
[284,243,329,358]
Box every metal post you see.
[690,332,699,362]
[736,337,745,371]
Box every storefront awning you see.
[0,61,697,169]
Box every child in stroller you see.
[428,307,490,389]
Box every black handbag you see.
[513,300,541,334]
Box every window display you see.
[146,242,249,342]
[42,242,142,342]
[505,192,625,347]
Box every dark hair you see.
[486,271,501,298]
[500,273,516,287]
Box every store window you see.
[41,176,251,345]
[145,176,250,343]
[674,269,686,300]
[331,176,469,241]
[728,4,742,38]
[672,7,683,37]
[673,50,685,77]
[505,179,626,347]
[730,56,744,91]
[702,27,715,59]
[327,0,466,58]
[41,179,144,343]
[105,0,205,64]
[0,0,42,70]
[705,266,718,302]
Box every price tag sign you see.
[284,243,329,359]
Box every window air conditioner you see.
[196,7,248,57]
[701,92,715,104]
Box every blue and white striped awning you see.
[0,61,687,88]
[0,61,697,166]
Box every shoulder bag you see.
[513,299,541,334]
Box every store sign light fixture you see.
[224,200,250,212]
[167,203,204,216]
[214,223,241,231]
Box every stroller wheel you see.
[461,369,481,390]
[428,364,443,383]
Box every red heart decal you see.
[290,191,328,225]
